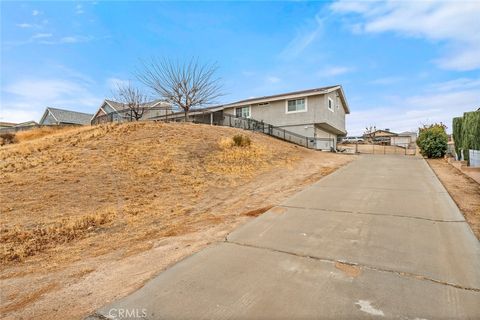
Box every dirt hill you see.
[0,122,353,319]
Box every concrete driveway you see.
[89,155,480,320]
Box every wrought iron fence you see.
[191,113,330,149]
[92,107,335,150]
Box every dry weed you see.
[1,208,116,263]
[15,126,81,143]
[206,136,273,176]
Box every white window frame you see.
[234,105,251,118]
[328,97,334,112]
[285,97,308,114]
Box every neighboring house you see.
[391,131,417,147]
[364,129,417,146]
[15,120,38,127]
[0,120,39,133]
[91,99,171,124]
[364,129,397,144]
[39,107,93,125]
[0,122,17,129]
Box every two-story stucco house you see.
[219,85,349,149]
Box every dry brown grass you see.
[0,121,353,319]
[1,208,116,263]
[15,125,82,143]
[0,122,300,266]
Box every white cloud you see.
[32,10,41,16]
[38,35,93,45]
[321,66,354,76]
[241,70,255,77]
[280,14,324,59]
[427,77,480,92]
[16,23,33,28]
[75,4,84,14]
[0,108,42,124]
[331,1,480,71]
[1,77,100,123]
[266,76,281,84]
[32,33,53,39]
[4,34,94,47]
[346,78,480,135]
[60,36,83,43]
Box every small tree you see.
[137,57,223,121]
[417,123,448,158]
[452,117,463,159]
[114,82,148,121]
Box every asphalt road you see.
[88,155,480,320]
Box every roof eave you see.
[336,86,350,114]
[223,87,340,109]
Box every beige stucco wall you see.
[223,90,346,136]
[391,136,411,146]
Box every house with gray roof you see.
[91,99,171,124]
[39,107,93,126]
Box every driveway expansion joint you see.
[225,240,480,293]
[314,185,447,193]
[280,205,467,223]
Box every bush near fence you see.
[417,123,448,159]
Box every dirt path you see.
[427,158,480,239]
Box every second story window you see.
[328,97,334,112]
[286,98,306,113]
[235,106,250,118]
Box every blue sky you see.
[1,1,479,135]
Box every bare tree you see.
[114,82,149,121]
[137,57,222,121]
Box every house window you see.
[328,98,334,112]
[235,106,250,118]
[286,98,307,113]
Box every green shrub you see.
[452,117,463,158]
[461,111,480,163]
[416,123,448,158]
[0,132,17,146]
[232,134,251,147]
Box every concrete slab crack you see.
[280,205,466,223]
[226,241,480,293]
